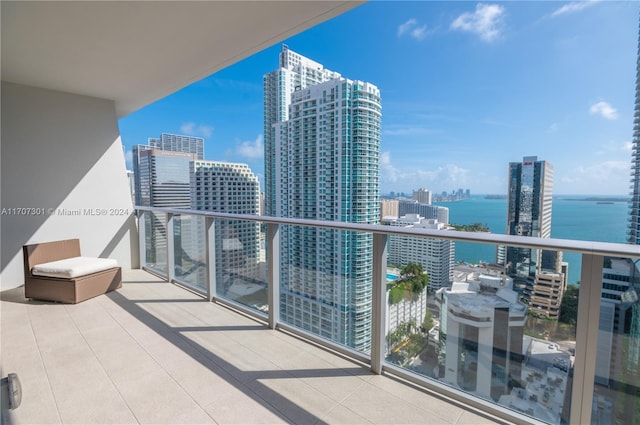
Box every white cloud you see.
[559,160,629,194]
[589,101,618,120]
[380,151,470,192]
[398,18,428,41]
[551,1,599,18]
[380,151,400,183]
[595,140,633,156]
[234,134,264,160]
[180,122,214,138]
[451,3,505,42]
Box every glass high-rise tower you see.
[499,156,565,317]
[264,46,381,351]
[503,156,554,278]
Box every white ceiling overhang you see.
[1,1,363,118]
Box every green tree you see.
[422,311,434,331]
[389,286,405,304]
[559,284,579,325]
[451,222,490,232]
[399,262,429,298]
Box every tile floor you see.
[1,269,509,424]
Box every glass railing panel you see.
[144,211,168,277]
[214,218,267,313]
[279,224,373,354]
[592,256,640,424]
[385,237,576,425]
[172,214,207,293]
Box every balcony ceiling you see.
[1,1,362,118]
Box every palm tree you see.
[399,262,429,299]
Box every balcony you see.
[2,3,640,424]
[2,269,499,425]
[9,206,636,424]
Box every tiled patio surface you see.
[1,269,508,424]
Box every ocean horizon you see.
[434,195,629,285]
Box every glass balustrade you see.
[143,211,168,277]
[136,206,640,425]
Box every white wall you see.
[1,82,137,290]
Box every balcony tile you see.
[247,377,339,423]
[1,269,506,425]
[457,410,506,425]
[315,403,373,424]
[201,387,286,424]
[340,381,441,424]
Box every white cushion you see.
[32,256,118,278]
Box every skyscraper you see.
[499,156,565,316]
[190,160,261,298]
[133,134,203,272]
[264,46,381,351]
[148,133,204,160]
[134,149,195,208]
[630,18,640,245]
[133,133,204,207]
[263,45,340,218]
[593,21,640,422]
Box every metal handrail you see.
[135,206,640,258]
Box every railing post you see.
[371,232,388,374]
[205,217,216,302]
[267,223,280,330]
[166,213,175,282]
[570,253,603,425]
[138,210,146,269]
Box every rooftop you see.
[1,269,505,425]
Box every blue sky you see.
[119,1,638,195]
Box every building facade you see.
[190,160,261,299]
[437,274,527,402]
[413,188,432,205]
[134,149,195,208]
[398,199,449,225]
[264,46,381,351]
[383,214,454,291]
[380,199,399,220]
[133,133,203,207]
[148,133,204,160]
[263,44,340,218]
[499,156,565,317]
[133,147,196,269]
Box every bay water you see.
[435,196,629,285]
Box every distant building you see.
[380,199,399,220]
[133,133,203,207]
[133,138,200,271]
[148,133,204,160]
[436,273,527,401]
[398,199,449,225]
[126,170,135,203]
[413,188,432,205]
[383,214,454,291]
[498,156,565,317]
[134,149,195,208]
